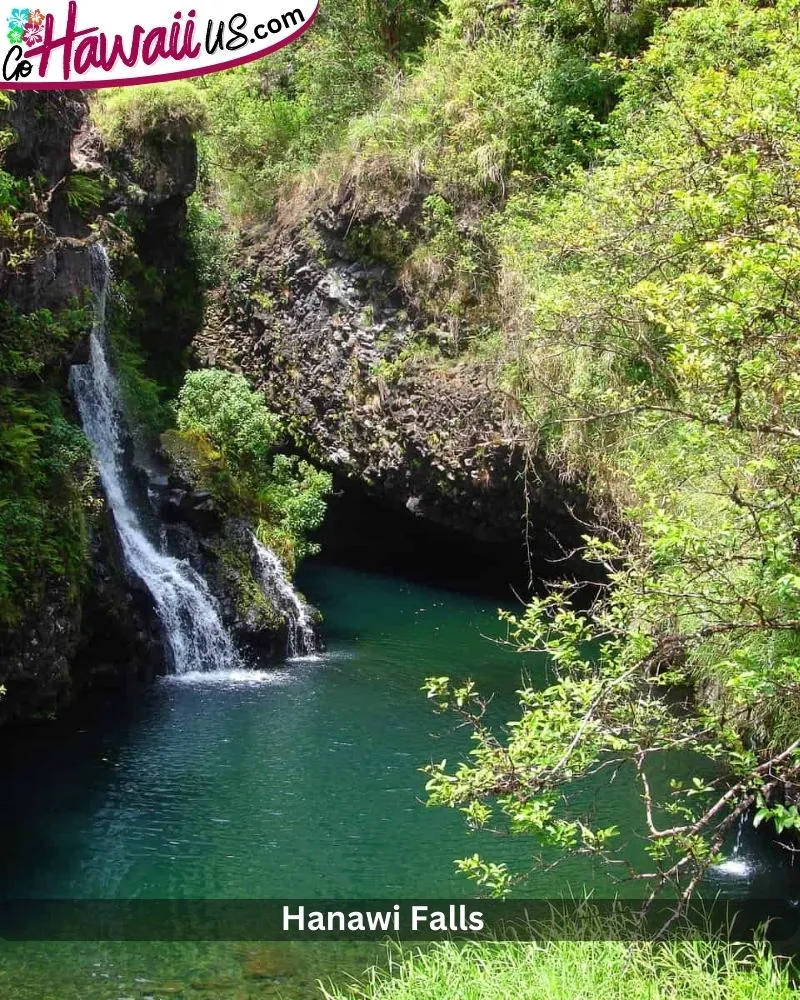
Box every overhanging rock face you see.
[198,211,587,555]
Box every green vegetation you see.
[0,382,92,629]
[189,0,443,214]
[92,83,208,149]
[101,217,206,411]
[170,369,331,571]
[0,301,94,628]
[324,937,795,1000]
[418,0,800,909]
[0,95,44,272]
[184,193,234,289]
[342,14,615,196]
[64,174,106,215]
[0,96,95,632]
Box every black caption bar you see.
[0,899,798,941]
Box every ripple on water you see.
[160,651,350,686]
[161,669,297,687]
[712,857,754,879]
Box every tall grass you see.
[91,83,208,148]
[322,938,796,1000]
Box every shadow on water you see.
[0,689,174,899]
[315,476,535,601]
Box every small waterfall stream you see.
[70,244,240,674]
[252,536,318,658]
[712,812,753,879]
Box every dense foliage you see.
[172,369,332,570]
[420,0,800,908]
[0,377,92,629]
[180,0,442,213]
[0,301,92,627]
[0,97,94,631]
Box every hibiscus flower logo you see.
[6,7,29,43]
[7,7,29,29]
[6,7,45,46]
[22,18,42,45]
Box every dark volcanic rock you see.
[3,91,87,235]
[160,487,223,535]
[70,505,165,693]
[0,584,82,724]
[198,210,587,560]
[0,500,164,725]
[0,95,95,318]
[159,512,288,662]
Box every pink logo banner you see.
[1,0,318,89]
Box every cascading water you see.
[70,243,240,674]
[713,812,752,879]
[252,535,318,658]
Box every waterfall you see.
[732,812,745,857]
[251,536,318,658]
[713,812,752,879]
[70,244,240,675]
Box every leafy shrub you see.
[176,369,282,469]
[254,453,332,566]
[173,369,331,570]
[184,193,234,289]
[0,389,91,628]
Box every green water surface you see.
[0,561,766,998]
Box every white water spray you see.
[70,244,240,674]
[251,536,318,658]
[713,813,753,878]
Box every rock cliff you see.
[198,198,587,562]
[0,93,201,722]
